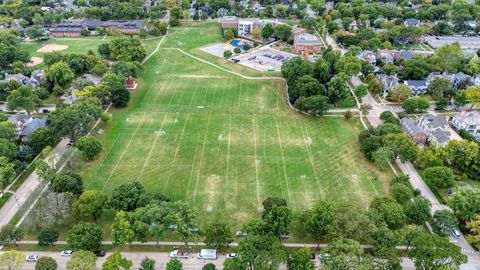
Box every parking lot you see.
[425,35,480,50]
[233,47,296,72]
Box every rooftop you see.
[294,34,321,45]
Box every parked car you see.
[61,250,73,256]
[236,231,248,236]
[94,250,106,257]
[227,253,237,258]
[451,228,461,239]
[26,255,39,262]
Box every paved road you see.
[0,139,69,228]
[0,103,56,113]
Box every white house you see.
[451,111,480,136]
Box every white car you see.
[61,250,74,256]
[26,255,39,262]
[227,253,238,258]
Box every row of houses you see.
[50,19,146,37]
[401,111,480,146]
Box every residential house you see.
[294,34,322,54]
[451,110,480,137]
[199,6,212,16]
[400,117,427,144]
[451,72,472,89]
[292,28,306,37]
[253,2,265,13]
[325,1,334,11]
[0,71,45,89]
[376,50,394,64]
[404,80,428,95]
[357,50,376,66]
[418,115,452,146]
[217,7,228,17]
[7,114,47,138]
[395,50,413,61]
[426,73,453,85]
[377,74,399,95]
[404,18,420,27]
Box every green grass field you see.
[80,24,391,221]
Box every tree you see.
[303,200,337,243]
[404,197,432,225]
[172,201,198,250]
[139,257,155,270]
[287,247,314,270]
[327,73,349,105]
[372,146,394,170]
[448,189,480,223]
[204,222,232,251]
[387,84,411,102]
[112,61,140,79]
[6,85,41,114]
[0,157,16,192]
[51,171,84,195]
[295,95,330,115]
[66,250,97,270]
[66,222,102,251]
[368,79,382,96]
[238,235,287,270]
[430,43,465,73]
[223,50,232,58]
[47,103,102,143]
[107,38,146,62]
[37,227,59,246]
[47,61,75,88]
[281,57,313,85]
[102,251,133,270]
[354,85,368,98]
[428,77,454,101]
[391,183,413,204]
[101,72,131,108]
[111,211,136,246]
[72,190,107,220]
[320,238,365,269]
[424,166,454,189]
[36,160,53,182]
[335,56,362,76]
[463,86,480,110]
[263,204,291,239]
[202,263,216,270]
[359,104,372,116]
[400,56,430,80]
[166,259,183,270]
[370,226,397,250]
[110,182,145,211]
[0,139,17,161]
[408,233,467,270]
[369,196,406,230]
[77,136,102,160]
[0,224,23,246]
[0,122,15,141]
[261,23,274,40]
[402,97,430,113]
[384,133,418,162]
[433,210,458,236]
[233,47,241,54]
[223,29,235,40]
[0,250,24,270]
[35,256,57,270]
[466,214,480,250]
[223,258,244,270]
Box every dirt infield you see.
[26,57,44,67]
[36,44,69,53]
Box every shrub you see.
[77,136,103,160]
[37,227,59,246]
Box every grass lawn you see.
[77,23,392,227]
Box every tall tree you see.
[66,222,102,251]
[6,85,41,114]
[102,251,133,270]
[0,250,24,270]
[46,61,75,88]
[72,190,107,220]
[66,250,97,270]
[287,247,314,270]
[204,222,232,251]
[111,210,136,246]
[303,200,337,243]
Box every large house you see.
[395,50,413,61]
[98,20,146,34]
[376,74,399,95]
[357,50,376,66]
[400,117,427,144]
[404,18,420,27]
[451,111,480,137]
[376,50,394,64]
[7,114,47,139]
[50,20,145,36]
[404,80,428,95]
[293,34,321,54]
[418,115,452,146]
[0,70,46,89]
[219,16,277,36]
[451,72,472,89]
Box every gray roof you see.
[294,34,321,45]
[420,115,449,129]
[21,118,46,136]
[400,118,424,136]
[397,50,413,60]
[50,24,82,32]
[454,111,480,126]
[405,18,420,26]
[432,129,451,144]
[453,72,471,82]
[8,114,31,124]
[405,80,427,88]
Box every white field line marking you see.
[276,163,287,199]
[163,114,190,193]
[136,113,168,181]
[102,112,147,191]
[185,135,201,201]
[298,121,325,199]
[225,114,232,207]
[152,56,177,104]
[192,113,212,201]
[252,116,261,206]
[274,117,293,205]
[367,175,379,195]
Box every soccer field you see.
[81,25,391,220]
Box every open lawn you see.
[80,24,391,223]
